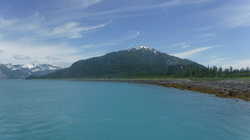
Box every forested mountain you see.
[34,46,207,79]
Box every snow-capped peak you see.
[22,64,37,69]
[130,46,160,54]
[0,63,61,79]
[3,63,60,72]
[136,46,151,49]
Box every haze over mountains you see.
[32,46,207,79]
[0,64,60,79]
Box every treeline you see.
[183,66,250,78]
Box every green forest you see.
[183,66,250,78]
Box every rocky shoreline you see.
[82,79,250,101]
[132,79,250,101]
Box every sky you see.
[0,0,249,68]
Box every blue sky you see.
[0,0,249,68]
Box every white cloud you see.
[71,0,102,7]
[47,21,109,39]
[58,0,103,11]
[210,1,250,28]
[59,0,211,21]
[194,26,214,32]
[80,31,140,49]
[114,0,210,13]
[13,55,31,60]
[171,42,192,49]
[173,46,213,58]
[0,18,17,28]
[227,6,250,28]
[199,33,216,39]
[0,14,110,40]
[0,40,83,66]
[0,13,44,32]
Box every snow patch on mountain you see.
[22,64,36,69]
[130,46,160,54]
[0,63,61,79]
[5,64,60,71]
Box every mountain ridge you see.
[0,63,61,79]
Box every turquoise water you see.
[0,80,250,140]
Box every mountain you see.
[33,46,207,79]
[0,63,61,79]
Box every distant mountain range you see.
[32,46,207,79]
[0,63,61,79]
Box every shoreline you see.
[71,79,250,101]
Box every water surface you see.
[0,80,250,140]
